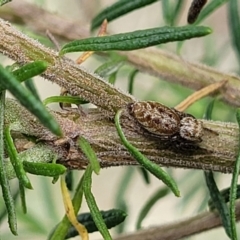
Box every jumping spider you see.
[127,101,203,148]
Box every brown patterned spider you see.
[127,101,203,147]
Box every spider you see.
[127,101,203,145]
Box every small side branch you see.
[115,201,240,240]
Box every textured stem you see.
[1,1,89,40]
[1,1,240,108]
[122,49,240,107]
[0,18,134,118]
[60,108,238,174]
[0,14,237,173]
[1,3,240,240]
[4,144,57,180]
[3,98,238,174]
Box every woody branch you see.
[0,17,237,174]
[1,1,240,107]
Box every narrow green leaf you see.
[138,167,150,184]
[194,0,229,25]
[162,0,184,26]
[162,0,185,26]
[49,175,85,240]
[0,188,19,224]
[229,109,240,240]
[91,0,158,30]
[136,187,169,229]
[18,182,27,214]
[204,99,215,120]
[0,91,17,235]
[4,126,32,189]
[65,209,127,239]
[108,71,117,85]
[0,64,62,136]
[115,167,134,234]
[94,58,125,78]
[114,110,180,197]
[0,0,11,7]
[203,99,231,237]
[43,96,88,106]
[208,185,240,211]
[83,166,112,240]
[128,69,138,95]
[0,61,47,93]
[12,61,48,83]
[171,0,185,26]
[65,170,73,191]
[78,137,100,175]
[161,0,171,25]
[228,0,240,64]
[24,78,41,101]
[60,26,212,54]
[204,171,231,238]
[23,161,66,177]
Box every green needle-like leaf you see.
[136,187,169,229]
[12,61,48,83]
[115,167,134,234]
[43,96,88,106]
[228,0,240,65]
[19,182,27,214]
[114,110,180,197]
[229,109,240,240]
[208,185,240,211]
[128,69,138,95]
[194,0,229,25]
[0,64,62,136]
[60,26,212,54]
[24,78,41,101]
[0,0,11,7]
[91,0,159,30]
[204,171,231,238]
[138,167,150,184]
[4,126,32,189]
[83,166,112,240]
[162,0,184,26]
[65,170,73,191]
[94,58,125,78]
[65,209,127,239]
[203,99,231,238]
[0,61,48,92]
[23,162,66,177]
[78,137,100,175]
[0,91,17,235]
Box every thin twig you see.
[115,201,240,240]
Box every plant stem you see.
[114,201,240,240]
[1,2,240,108]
